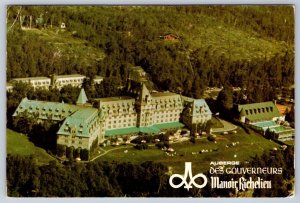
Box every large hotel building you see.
[12,67,212,156]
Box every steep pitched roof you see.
[192,99,212,116]
[180,97,212,117]
[57,108,99,137]
[238,101,281,122]
[76,88,88,105]
[13,97,81,121]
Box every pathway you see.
[89,146,131,162]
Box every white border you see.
[1,1,298,203]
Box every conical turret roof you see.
[76,88,88,105]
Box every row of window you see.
[58,78,84,83]
[153,117,179,123]
[65,139,83,144]
[107,123,135,129]
[245,107,274,115]
[32,81,50,85]
[108,118,137,124]
[194,114,210,119]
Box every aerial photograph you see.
[6,5,294,197]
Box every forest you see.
[7,146,294,197]
[7,6,294,101]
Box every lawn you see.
[7,129,55,165]
[96,127,280,174]
[283,140,294,146]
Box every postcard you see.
[6,5,295,197]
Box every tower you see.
[76,88,88,106]
[136,83,153,127]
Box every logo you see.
[169,162,208,191]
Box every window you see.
[266,107,269,112]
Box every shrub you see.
[155,142,164,149]
[66,146,74,160]
[74,148,81,158]
[57,144,66,157]
[80,149,89,161]
[207,135,216,142]
[190,136,196,144]
[135,143,148,150]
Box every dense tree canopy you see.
[7,145,294,197]
[7,6,294,102]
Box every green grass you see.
[7,129,55,165]
[283,140,294,146]
[210,117,224,128]
[96,127,279,173]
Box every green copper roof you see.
[105,122,185,137]
[13,97,80,121]
[77,88,88,104]
[57,108,99,137]
[154,122,184,130]
[238,101,281,122]
[105,127,140,136]
[192,99,212,116]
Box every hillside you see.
[7,6,294,101]
[7,25,105,80]
[26,28,105,63]
[7,129,55,165]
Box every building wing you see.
[238,101,281,122]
